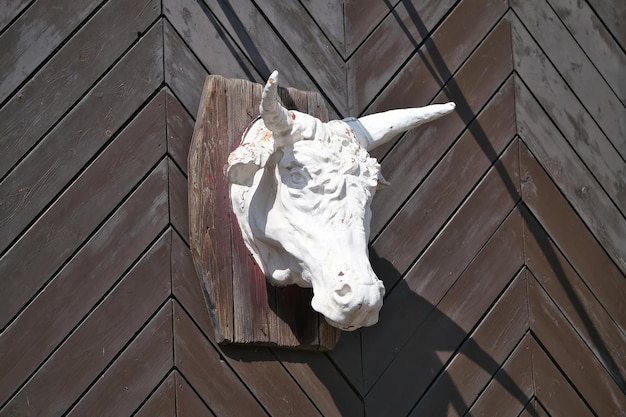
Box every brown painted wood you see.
[525,211,626,388]
[175,372,217,417]
[515,77,626,276]
[363,143,522,387]
[351,0,507,113]
[512,13,626,201]
[369,18,514,235]
[518,399,551,417]
[372,77,516,272]
[168,159,189,244]
[163,20,208,116]
[0,91,167,329]
[409,270,530,416]
[0,0,31,31]
[0,23,164,255]
[344,0,400,56]
[466,335,534,417]
[0,161,169,406]
[364,207,525,415]
[0,0,105,102]
[173,302,269,417]
[584,0,626,54]
[513,0,626,158]
[134,372,177,417]
[163,0,259,83]
[548,0,626,104]
[65,302,174,417]
[528,275,626,416]
[166,89,195,176]
[0,0,160,180]
[188,74,339,349]
[530,336,595,417]
[521,144,626,329]
[0,232,171,416]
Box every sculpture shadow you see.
[391,0,624,394]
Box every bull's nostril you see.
[335,283,352,297]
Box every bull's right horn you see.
[260,71,292,137]
[346,103,456,151]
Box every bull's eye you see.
[285,166,309,189]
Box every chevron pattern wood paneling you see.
[0,0,623,415]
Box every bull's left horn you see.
[260,71,292,137]
[347,103,456,151]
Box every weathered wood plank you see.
[350,0,507,114]
[220,345,324,417]
[585,0,626,51]
[512,12,626,181]
[515,78,626,275]
[0,91,167,328]
[364,143,521,380]
[0,0,105,103]
[0,23,164,254]
[173,302,269,417]
[369,19,514,235]
[175,372,216,417]
[0,0,31,32]
[65,302,174,417]
[517,399,551,417]
[168,159,189,244]
[0,232,172,417]
[466,335,533,417]
[548,0,626,104]
[275,349,364,417]
[134,372,177,417]
[0,162,169,406]
[530,336,595,417]
[372,77,516,272]
[163,20,209,116]
[525,215,626,392]
[202,0,327,113]
[163,0,259,82]
[0,0,160,179]
[409,270,529,416]
[165,89,195,176]
[253,0,347,113]
[364,207,524,413]
[344,0,400,55]
[299,0,345,56]
[521,144,626,329]
[529,275,626,416]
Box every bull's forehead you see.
[286,139,360,173]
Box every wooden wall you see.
[0,0,624,416]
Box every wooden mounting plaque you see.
[188,75,340,350]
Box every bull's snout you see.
[311,275,385,331]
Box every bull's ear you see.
[226,143,269,187]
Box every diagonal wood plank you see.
[0,22,164,255]
[528,273,626,415]
[464,334,534,417]
[0,161,169,406]
[520,144,626,332]
[134,371,177,417]
[0,0,160,179]
[0,231,172,417]
[364,206,525,415]
[529,336,595,417]
[0,0,106,103]
[408,270,530,416]
[514,76,626,275]
[175,372,217,417]
[65,302,174,417]
[0,91,167,329]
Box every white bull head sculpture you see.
[227,71,455,330]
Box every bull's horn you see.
[260,71,292,137]
[348,103,456,151]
